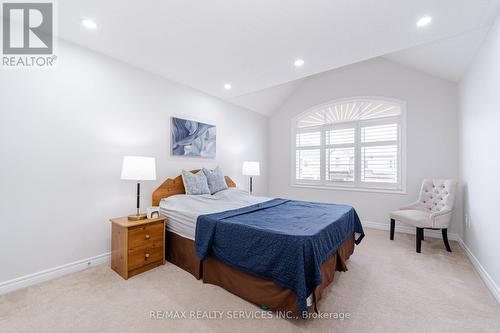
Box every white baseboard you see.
[2,223,499,307]
[0,252,111,295]
[363,219,499,305]
[362,220,459,241]
[456,239,500,305]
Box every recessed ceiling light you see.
[81,19,97,30]
[294,58,305,67]
[224,83,232,90]
[416,16,432,27]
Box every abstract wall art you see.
[171,117,216,158]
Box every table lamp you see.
[242,161,260,194]
[121,156,156,221]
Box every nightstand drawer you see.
[109,216,167,280]
[128,222,164,251]
[128,246,164,271]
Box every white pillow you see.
[181,170,210,195]
[203,166,228,194]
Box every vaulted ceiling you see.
[55,0,500,114]
[384,27,492,82]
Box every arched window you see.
[293,97,406,192]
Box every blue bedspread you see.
[195,199,364,314]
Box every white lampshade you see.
[242,161,260,176]
[121,156,156,181]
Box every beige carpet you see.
[1,229,499,333]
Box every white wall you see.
[268,58,459,231]
[459,14,500,290]
[0,40,267,284]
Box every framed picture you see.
[171,117,216,158]
[147,207,160,219]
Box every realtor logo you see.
[2,1,56,67]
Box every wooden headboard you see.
[152,170,236,206]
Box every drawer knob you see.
[145,253,150,259]
[145,234,150,240]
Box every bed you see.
[152,171,364,316]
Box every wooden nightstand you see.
[109,216,166,279]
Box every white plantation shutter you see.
[295,130,321,180]
[361,145,398,183]
[293,98,404,191]
[296,131,320,147]
[326,147,355,181]
[296,149,321,180]
[361,124,397,142]
[326,128,355,145]
[360,123,399,184]
[325,127,355,182]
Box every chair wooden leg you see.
[416,228,423,253]
[442,228,452,252]
[390,219,395,240]
[422,229,424,241]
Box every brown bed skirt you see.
[165,231,202,279]
[203,234,355,315]
[165,230,355,314]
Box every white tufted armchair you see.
[390,179,457,253]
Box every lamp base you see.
[128,213,147,221]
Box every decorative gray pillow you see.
[203,166,228,194]
[181,170,210,195]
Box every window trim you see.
[291,96,407,194]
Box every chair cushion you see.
[390,210,432,228]
[418,179,457,213]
